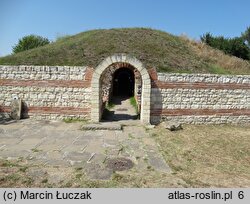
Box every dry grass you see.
[0,124,249,187]
[152,124,250,187]
[181,35,250,75]
[0,160,184,188]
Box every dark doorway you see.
[113,68,134,96]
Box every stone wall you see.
[1,65,250,124]
[150,73,250,124]
[0,65,92,120]
[0,65,86,80]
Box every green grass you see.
[5,174,21,182]
[1,160,19,167]
[31,148,42,153]
[19,166,28,172]
[75,173,83,179]
[63,117,87,123]
[1,28,249,74]
[207,64,230,74]
[128,133,135,139]
[75,167,83,171]
[105,101,115,110]
[130,96,138,114]
[41,178,48,183]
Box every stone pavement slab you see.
[0,119,172,180]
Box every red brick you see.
[85,67,94,81]
[148,68,158,81]
[0,105,90,115]
[0,79,91,88]
[152,81,250,90]
[150,108,250,116]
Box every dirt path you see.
[103,96,138,122]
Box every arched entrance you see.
[113,68,134,97]
[91,54,151,124]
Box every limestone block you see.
[104,57,113,65]
[30,94,38,99]
[164,121,183,131]
[110,55,118,64]
[115,54,122,62]
[91,73,100,81]
[121,54,127,62]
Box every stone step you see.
[81,123,122,130]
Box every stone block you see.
[103,57,112,66]
[91,73,100,80]
[135,64,144,72]
[91,104,99,109]
[121,54,127,62]
[99,61,109,70]
[164,121,183,131]
[10,98,22,120]
[91,83,99,88]
[115,54,122,62]
[110,55,117,64]
[143,89,151,94]
[143,84,151,89]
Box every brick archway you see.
[91,54,151,124]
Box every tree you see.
[201,32,250,60]
[12,35,50,54]
[229,37,250,60]
[242,26,250,47]
[200,32,213,45]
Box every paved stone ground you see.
[0,119,171,181]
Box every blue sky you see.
[0,0,249,56]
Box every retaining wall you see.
[150,72,250,124]
[0,66,92,120]
[1,65,250,124]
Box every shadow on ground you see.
[102,96,139,122]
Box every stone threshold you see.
[81,123,122,130]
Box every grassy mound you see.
[1,28,250,74]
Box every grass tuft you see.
[31,148,42,153]
[207,64,230,74]
[130,96,138,114]
[105,102,115,110]
[63,118,87,123]
[41,178,48,183]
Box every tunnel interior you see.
[112,68,135,97]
